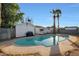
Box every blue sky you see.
[19,3,79,27]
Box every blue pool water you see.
[15,34,69,47]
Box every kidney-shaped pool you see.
[15,34,69,47]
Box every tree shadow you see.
[49,35,61,56]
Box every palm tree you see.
[53,10,57,34]
[50,9,61,34]
[0,4,1,27]
[50,9,57,34]
[55,9,61,33]
[50,9,58,45]
[50,9,61,45]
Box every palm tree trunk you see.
[53,15,56,34]
[58,17,59,33]
[0,4,1,27]
[53,15,56,45]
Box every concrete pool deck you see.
[0,35,79,56]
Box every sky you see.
[19,3,79,27]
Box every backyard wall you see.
[16,23,35,37]
[0,28,15,41]
[35,26,53,35]
[35,27,44,35]
[43,27,53,34]
[59,27,79,34]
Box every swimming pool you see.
[15,34,69,47]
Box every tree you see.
[1,3,24,28]
[53,10,56,34]
[50,9,57,34]
[50,9,57,45]
[50,9,61,33]
[55,9,61,33]
[0,4,1,26]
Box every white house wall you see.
[35,27,53,35]
[49,28,53,33]
[44,28,53,34]
[16,23,35,37]
[16,23,26,37]
[35,27,44,35]
[43,28,49,34]
[16,23,54,37]
[26,24,35,34]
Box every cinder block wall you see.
[0,28,15,41]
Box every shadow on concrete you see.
[68,39,79,48]
[49,35,61,56]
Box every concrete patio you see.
[0,35,79,56]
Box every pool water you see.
[15,34,69,47]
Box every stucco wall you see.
[35,27,53,35]
[35,27,44,35]
[0,28,12,41]
[16,23,35,37]
[43,28,53,34]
